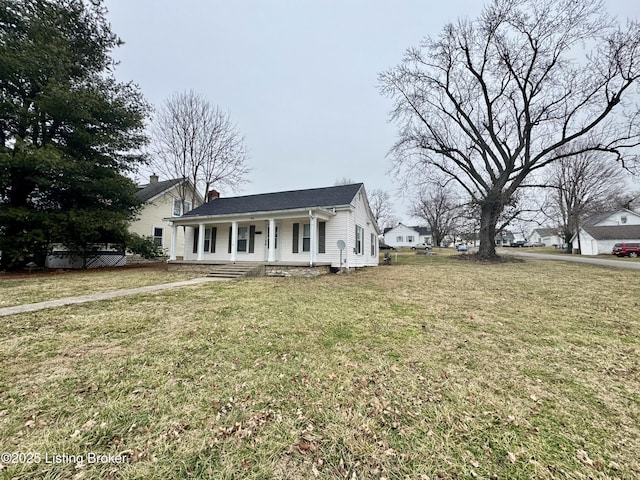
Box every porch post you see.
[268,218,276,262]
[309,211,317,266]
[230,221,238,262]
[169,222,177,261]
[197,222,205,261]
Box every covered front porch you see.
[166,208,337,267]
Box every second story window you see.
[173,199,192,216]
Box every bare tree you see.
[368,189,396,231]
[151,90,250,209]
[380,0,640,259]
[545,150,629,252]
[334,177,356,186]
[411,184,463,247]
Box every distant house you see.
[130,175,202,258]
[166,183,380,269]
[383,224,432,248]
[529,228,563,247]
[571,209,640,255]
[495,230,515,246]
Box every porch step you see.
[206,263,263,279]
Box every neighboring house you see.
[166,183,380,268]
[494,230,515,246]
[529,228,564,247]
[383,224,432,248]
[571,209,640,255]
[130,175,202,258]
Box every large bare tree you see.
[411,184,463,247]
[380,0,640,259]
[545,150,629,252]
[151,90,250,209]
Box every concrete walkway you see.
[0,276,224,317]
[502,250,640,270]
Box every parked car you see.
[456,244,468,252]
[612,242,640,258]
[411,243,432,250]
[379,243,396,250]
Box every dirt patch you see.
[452,253,525,263]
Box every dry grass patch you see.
[0,266,200,308]
[0,255,638,479]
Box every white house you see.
[383,224,432,248]
[166,183,380,268]
[529,228,564,247]
[130,175,202,258]
[571,209,640,255]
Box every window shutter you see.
[211,227,217,253]
[318,221,326,254]
[249,225,256,253]
[292,223,299,253]
[193,227,199,254]
[228,226,232,253]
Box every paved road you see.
[0,276,224,317]
[502,250,640,270]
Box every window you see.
[302,223,311,252]
[237,226,248,252]
[193,227,217,253]
[406,235,415,243]
[173,199,192,216]
[371,233,376,256]
[355,225,363,255]
[396,236,403,242]
[621,215,628,224]
[153,227,163,246]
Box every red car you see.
[612,243,640,258]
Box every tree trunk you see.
[477,200,500,259]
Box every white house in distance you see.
[529,228,564,247]
[383,223,432,248]
[571,209,640,255]
[130,175,202,257]
[166,183,380,269]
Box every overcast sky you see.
[103,0,639,223]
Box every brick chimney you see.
[207,189,220,202]
[149,174,159,184]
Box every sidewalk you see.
[0,277,224,317]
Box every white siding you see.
[384,224,420,248]
[594,211,640,226]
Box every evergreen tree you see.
[0,0,149,269]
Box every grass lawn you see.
[1,253,638,479]
[0,266,200,308]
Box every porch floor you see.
[168,260,332,267]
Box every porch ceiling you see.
[166,207,338,225]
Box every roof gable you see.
[181,183,363,217]
[532,228,561,237]
[136,178,184,202]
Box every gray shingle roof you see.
[136,178,183,202]
[181,183,363,217]
[583,225,640,240]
